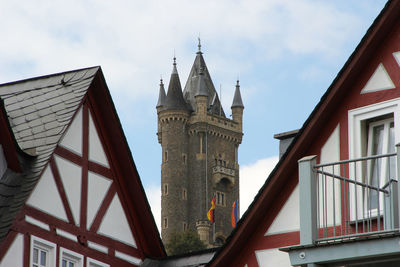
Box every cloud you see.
[239,156,279,216]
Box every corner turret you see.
[194,68,208,117]
[231,80,244,131]
[164,57,188,111]
[156,78,166,113]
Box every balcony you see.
[281,145,400,266]
[212,165,235,186]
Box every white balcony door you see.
[366,118,395,211]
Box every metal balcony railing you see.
[298,146,400,246]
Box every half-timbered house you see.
[0,67,165,267]
[209,0,400,266]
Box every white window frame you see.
[30,236,56,267]
[60,247,83,267]
[348,98,400,220]
[87,257,109,267]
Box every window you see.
[163,184,168,196]
[365,117,395,211]
[60,248,83,267]
[30,236,55,267]
[348,99,400,219]
[182,188,187,200]
[87,258,109,267]
[164,150,168,162]
[216,191,225,206]
[163,217,168,229]
[183,154,187,164]
[183,222,187,231]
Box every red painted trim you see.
[13,219,142,266]
[22,205,143,259]
[55,146,113,179]
[253,231,300,251]
[89,184,116,233]
[88,161,113,179]
[81,103,89,229]
[50,157,75,225]
[55,146,83,166]
[24,233,30,267]
[56,245,60,267]
[86,73,165,257]
[0,103,21,172]
[0,230,17,260]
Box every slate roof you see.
[164,61,189,111]
[182,52,225,117]
[231,80,244,108]
[0,66,99,240]
[157,79,166,108]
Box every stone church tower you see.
[156,44,244,247]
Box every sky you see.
[0,0,388,230]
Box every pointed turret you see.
[194,68,208,116]
[156,78,166,112]
[231,80,244,131]
[182,42,225,117]
[164,57,188,111]
[195,68,208,97]
[231,80,244,108]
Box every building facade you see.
[157,45,244,246]
[0,67,165,267]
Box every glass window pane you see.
[69,262,74,267]
[370,124,384,210]
[40,250,46,266]
[33,248,39,264]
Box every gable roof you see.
[208,0,399,265]
[0,67,165,257]
[0,67,98,240]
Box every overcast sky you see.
[0,0,388,230]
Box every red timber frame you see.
[3,97,144,267]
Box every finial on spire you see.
[172,55,178,74]
[160,77,164,85]
[198,37,201,52]
[236,80,240,87]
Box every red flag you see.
[207,196,215,223]
[231,200,239,228]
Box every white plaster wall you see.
[255,248,291,267]
[0,234,23,267]
[87,171,112,229]
[27,166,67,221]
[55,155,82,225]
[361,63,395,93]
[89,112,109,167]
[319,125,341,226]
[60,107,82,155]
[265,186,299,235]
[98,194,136,248]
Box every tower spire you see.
[164,56,188,110]
[197,37,202,54]
[156,78,166,109]
[231,80,244,108]
[195,67,208,97]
